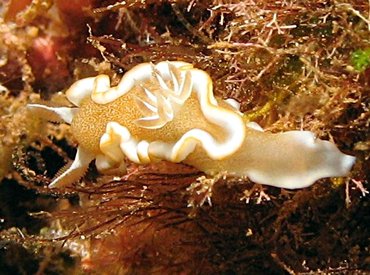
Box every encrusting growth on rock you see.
[28,61,355,189]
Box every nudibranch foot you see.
[27,60,356,189]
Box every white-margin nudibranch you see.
[28,61,356,189]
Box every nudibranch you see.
[28,61,355,189]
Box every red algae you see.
[0,0,369,274]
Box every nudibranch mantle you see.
[28,61,355,189]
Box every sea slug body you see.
[28,61,356,189]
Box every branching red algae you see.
[0,0,369,274]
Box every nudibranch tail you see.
[185,127,356,189]
[245,130,356,189]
